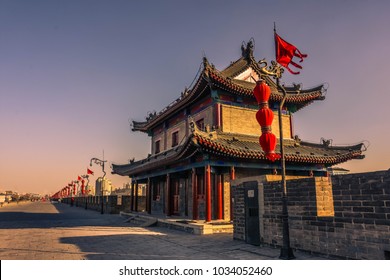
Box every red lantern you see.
[259,132,281,162]
[259,132,277,153]
[254,80,281,161]
[259,132,280,161]
[266,152,281,161]
[256,107,274,128]
[253,80,271,104]
[81,179,85,195]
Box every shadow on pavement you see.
[0,202,127,229]
[58,229,263,260]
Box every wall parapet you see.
[232,170,390,259]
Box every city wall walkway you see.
[0,201,330,260]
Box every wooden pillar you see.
[130,180,135,211]
[147,178,152,214]
[230,166,235,221]
[185,175,189,217]
[166,173,171,216]
[205,165,212,222]
[217,174,223,220]
[192,168,198,220]
[231,166,236,180]
[215,103,222,128]
[135,182,139,212]
[145,179,149,213]
[163,122,167,151]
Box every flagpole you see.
[90,157,107,214]
[274,23,295,260]
[276,77,295,260]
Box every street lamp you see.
[276,78,295,260]
[254,61,295,260]
[81,174,90,209]
[68,183,74,207]
[72,180,80,207]
[90,157,107,214]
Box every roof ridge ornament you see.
[188,115,198,134]
[241,38,255,59]
[188,116,217,139]
[258,60,284,78]
[294,135,301,146]
[321,137,333,148]
[146,111,157,121]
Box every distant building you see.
[95,178,113,196]
[112,184,145,196]
[112,40,365,221]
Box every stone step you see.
[120,212,157,227]
[119,212,233,234]
[157,219,233,235]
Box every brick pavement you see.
[0,201,330,260]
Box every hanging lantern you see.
[259,131,280,161]
[81,179,85,195]
[253,80,281,162]
[253,80,271,105]
[256,107,274,128]
[259,132,277,153]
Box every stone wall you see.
[221,104,292,138]
[62,195,146,214]
[232,170,390,259]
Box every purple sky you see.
[1,0,389,195]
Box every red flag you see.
[87,168,94,175]
[275,32,307,75]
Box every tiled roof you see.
[131,41,325,132]
[112,136,197,176]
[206,65,325,109]
[193,131,365,165]
[220,56,250,78]
[112,129,365,177]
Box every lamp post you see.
[90,157,107,214]
[81,174,90,209]
[276,78,295,260]
[254,61,295,260]
[69,183,74,207]
[72,180,80,207]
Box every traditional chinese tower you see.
[112,40,365,222]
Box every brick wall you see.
[221,104,292,138]
[232,170,390,259]
[151,106,214,154]
[62,195,146,214]
[232,182,246,241]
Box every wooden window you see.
[196,118,204,131]
[155,140,160,154]
[172,131,179,147]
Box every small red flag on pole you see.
[87,168,94,175]
[274,31,307,75]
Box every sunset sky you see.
[1,0,389,195]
